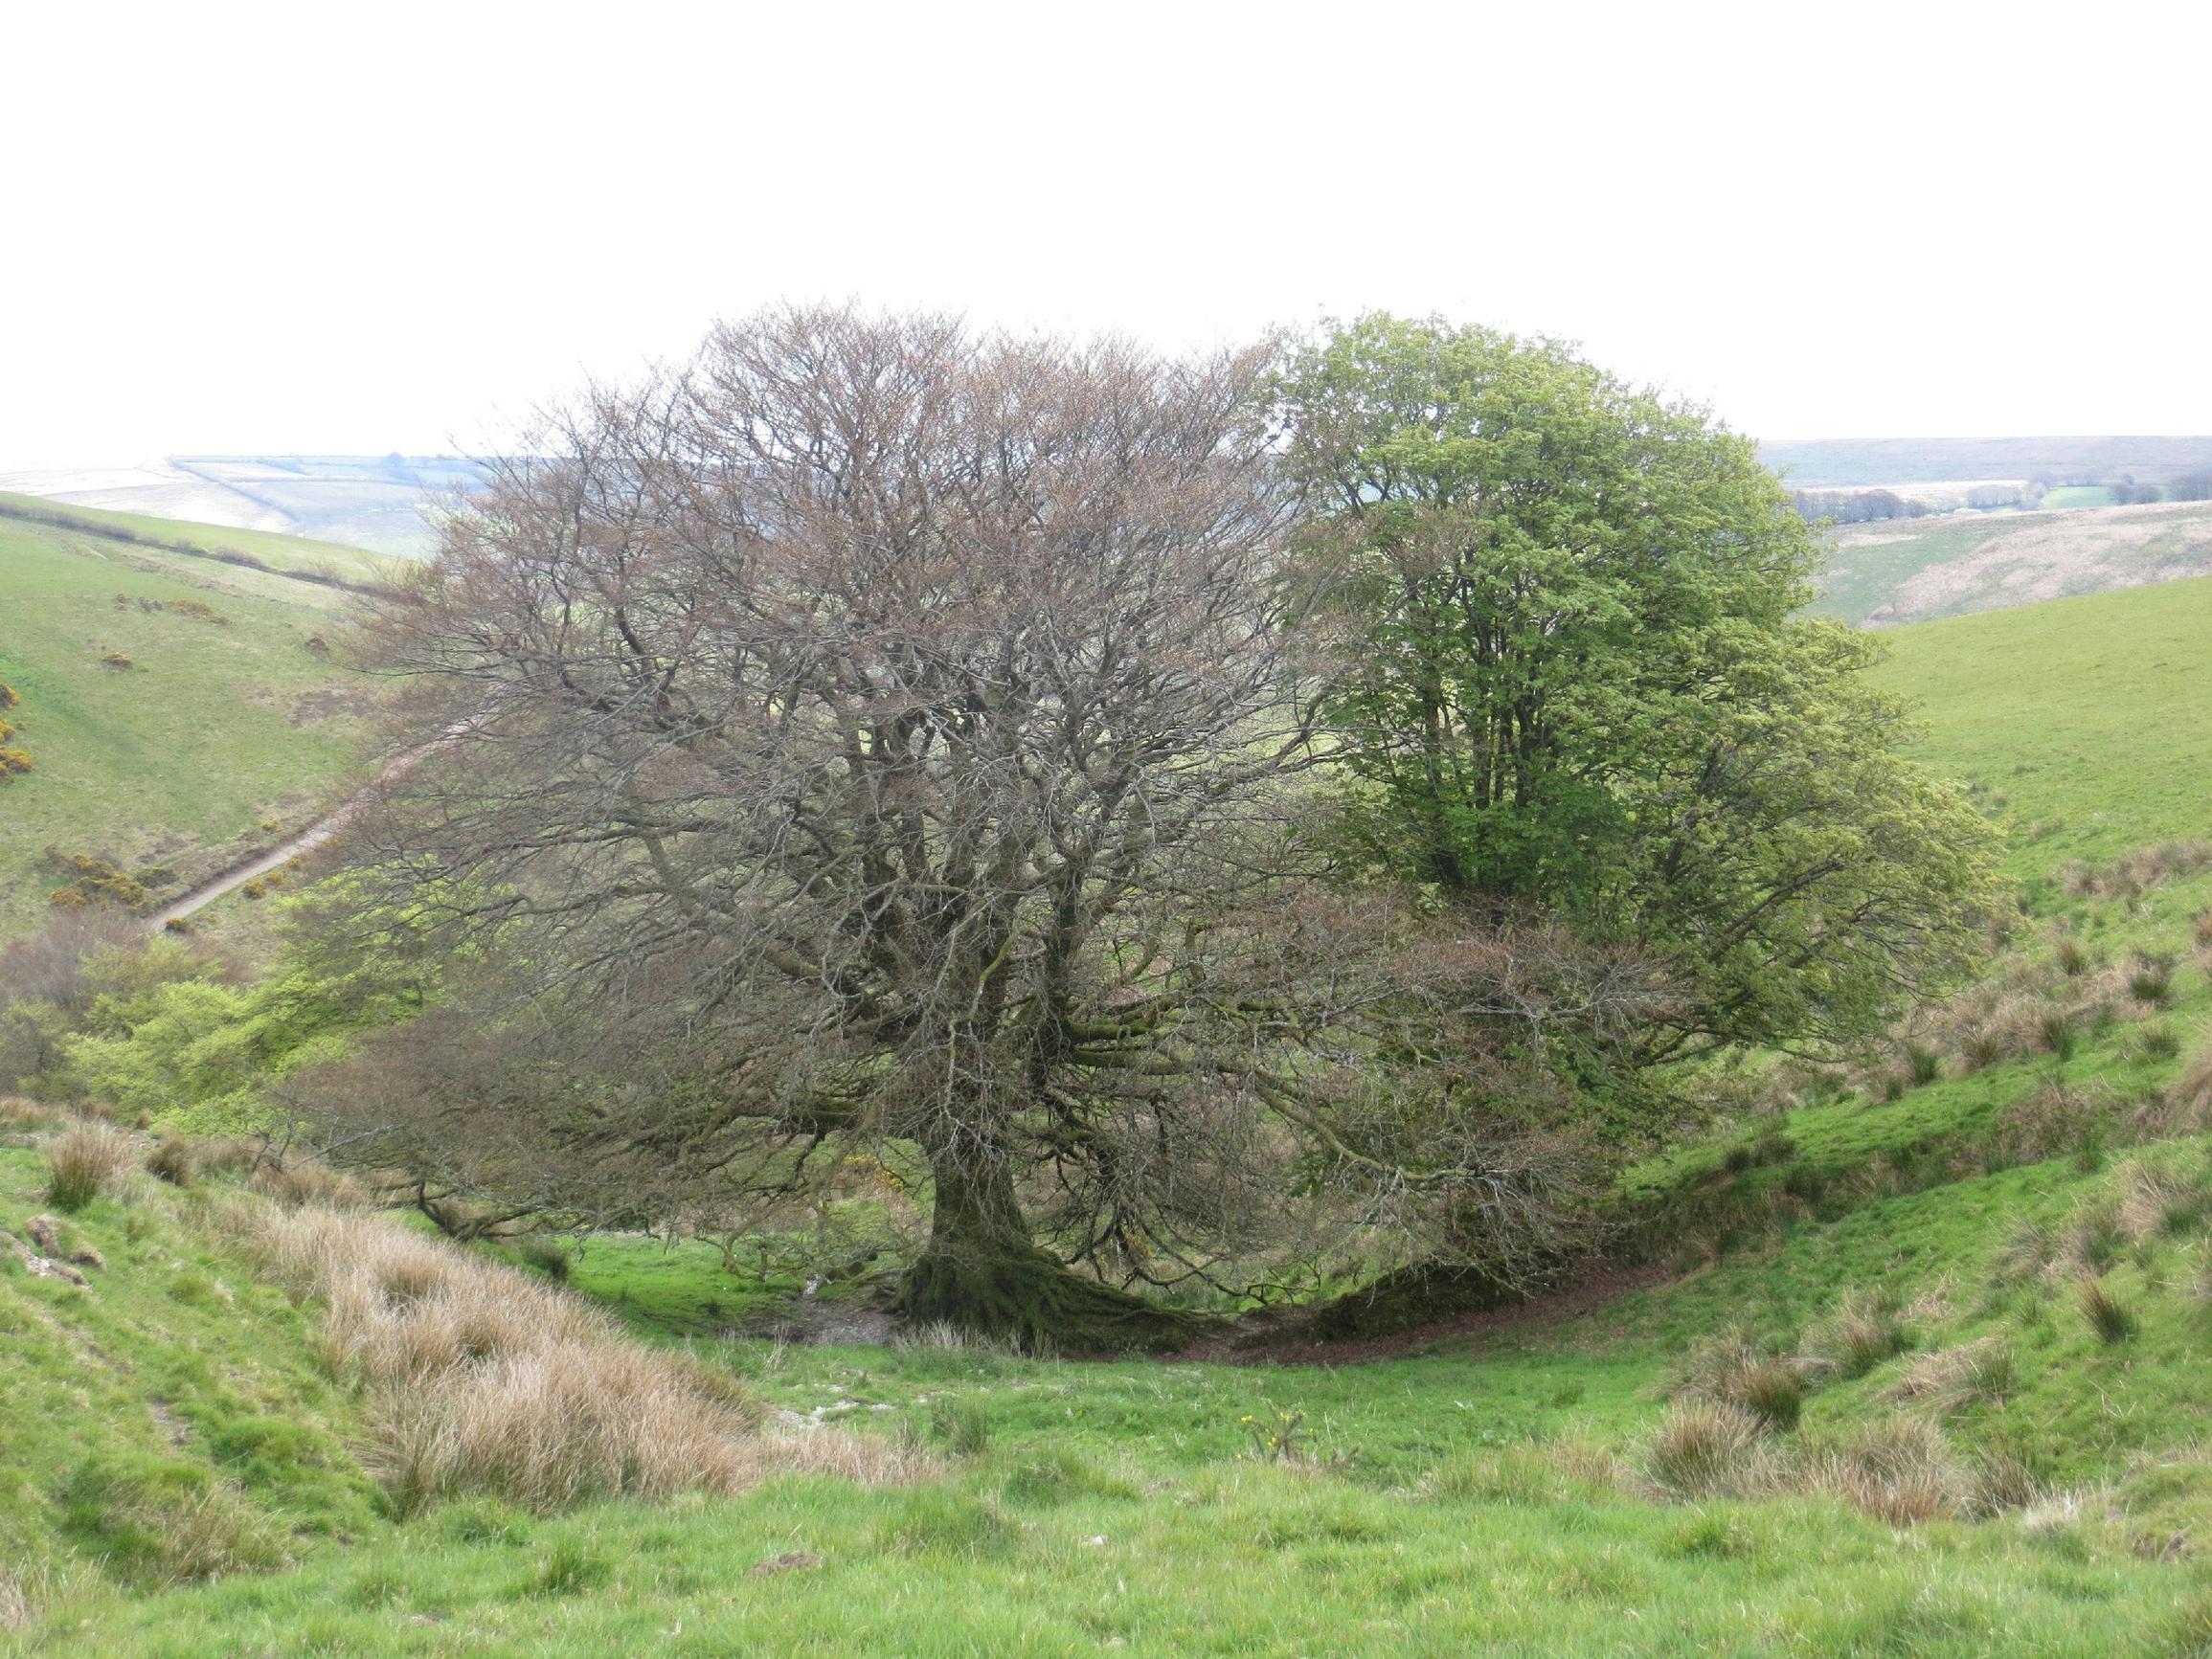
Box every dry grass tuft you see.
[1988,1081,2116,1167]
[1808,1288,1911,1379]
[1642,1400,1777,1498]
[146,1136,197,1187]
[1814,1418,1973,1525]
[45,1120,136,1211]
[0,1095,56,1132]
[2114,1156,2212,1243]
[237,1203,928,1513]
[250,1159,370,1210]
[1669,1333,1809,1432]
[1885,1337,2017,1410]
[2166,1045,2212,1131]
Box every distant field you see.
[0,456,487,560]
[1814,498,2212,627]
[1873,570,2212,871]
[0,506,374,932]
[0,490,398,586]
[2035,484,2114,510]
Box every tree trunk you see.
[892,1144,1204,1354]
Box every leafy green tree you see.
[1279,315,1998,1060]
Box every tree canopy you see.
[1277,315,1997,1059]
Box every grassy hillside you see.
[11,576,2212,1653]
[1874,572,2212,869]
[1814,500,2212,627]
[0,492,397,587]
[0,504,374,933]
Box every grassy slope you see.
[18,575,2212,1653]
[1814,500,2212,627]
[0,492,395,586]
[0,1132,383,1606]
[0,509,372,933]
[1874,572,2212,869]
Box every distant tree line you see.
[1788,488,1931,524]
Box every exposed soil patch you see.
[1176,1261,1678,1367]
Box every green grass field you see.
[1874,572,2212,870]
[0,504,374,932]
[8,572,2212,1653]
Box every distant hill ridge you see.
[1759,436,2212,488]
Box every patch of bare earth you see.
[1181,1262,1677,1366]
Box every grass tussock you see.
[44,1120,135,1211]
[1813,1419,1975,1525]
[145,1136,196,1187]
[2113,1156,2212,1242]
[237,1202,929,1513]
[1668,1333,1808,1431]
[0,1095,57,1132]
[250,1159,369,1210]
[1808,1288,1911,1379]
[2079,1276,2139,1344]
[1642,1400,1776,1498]
[1885,1337,2017,1410]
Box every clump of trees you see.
[278,307,1995,1346]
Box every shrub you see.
[1643,1400,1772,1498]
[145,1136,197,1187]
[1904,1042,1944,1086]
[43,850,147,911]
[99,651,134,671]
[2036,1008,2076,1061]
[46,1121,135,1211]
[2055,936,2089,977]
[2080,1276,2138,1343]
[0,747,32,780]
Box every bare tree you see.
[339,307,1658,1345]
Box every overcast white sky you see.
[4,1,2206,463]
